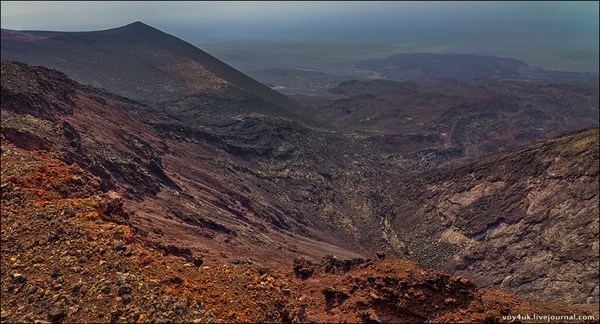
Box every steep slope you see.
[2,21,598,310]
[376,127,599,304]
[0,22,303,113]
[3,145,595,323]
[1,60,393,268]
[3,58,599,309]
[0,23,403,259]
[1,59,175,197]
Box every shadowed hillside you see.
[2,144,596,322]
[1,22,303,114]
[378,127,599,304]
[1,21,599,320]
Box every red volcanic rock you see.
[1,21,598,319]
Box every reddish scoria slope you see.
[0,60,370,269]
[1,147,596,323]
[0,142,295,323]
[1,61,599,323]
[3,145,597,323]
[2,57,599,309]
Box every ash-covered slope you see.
[379,127,599,304]
[3,59,598,309]
[1,60,175,197]
[0,22,303,114]
[2,21,598,308]
[5,141,582,323]
[0,59,393,268]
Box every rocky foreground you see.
[2,143,598,323]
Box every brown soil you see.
[2,143,597,323]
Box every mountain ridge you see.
[1,21,599,318]
[384,126,599,304]
[5,142,583,323]
[3,58,598,305]
[1,21,305,115]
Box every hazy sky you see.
[2,2,597,37]
[1,1,598,71]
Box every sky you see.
[1,1,598,71]
[1,1,597,39]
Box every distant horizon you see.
[1,1,598,72]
